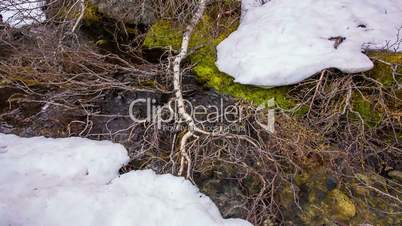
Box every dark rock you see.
[326,176,337,191]
[90,0,155,25]
[200,179,247,219]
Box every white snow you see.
[241,0,264,19]
[216,0,402,87]
[0,0,45,27]
[0,133,252,226]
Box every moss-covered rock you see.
[49,0,102,24]
[351,93,382,126]
[368,51,402,87]
[349,172,402,226]
[143,15,295,108]
[142,20,182,49]
[327,189,357,220]
[51,1,138,47]
[348,52,402,126]
[293,169,356,225]
[82,1,103,25]
[280,169,402,225]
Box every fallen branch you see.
[72,0,85,33]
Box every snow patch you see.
[0,134,252,226]
[217,0,402,87]
[241,0,264,19]
[0,0,45,27]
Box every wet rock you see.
[326,176,338,191]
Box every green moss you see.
[55,1,140,47]
[95,39,109,46]
[281,169,402,225]
[191,44,294,107]
[53,0,101,24]
[143,16,295,108]
[347,51,402,127]
[327,189,357,221]
[367,51,402,86]
[243,174,262,195]
[298,188,357,224]
[126,27,139,36]
[349,172,402,226]
[279,184,297,209]
[282,169,358,225]
[83,1,102,25]
[351,94,382,126]
[1,67,42,87]
[143,20,182,49]
[52,1,114,44]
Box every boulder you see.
[90,0,155,25]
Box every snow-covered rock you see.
[0,0,45,27]
[0,134,252,226]
[217,0,402,87]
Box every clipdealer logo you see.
[129,98,276,133]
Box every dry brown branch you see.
[71,0,84,33]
